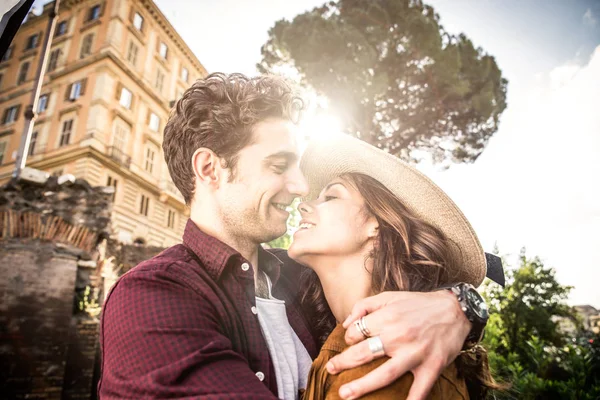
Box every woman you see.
[288,134,501,399]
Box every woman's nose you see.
[298,201,312,214]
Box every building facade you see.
[0,0,207,247]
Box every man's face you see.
[215,118,308,244]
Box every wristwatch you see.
[447,283,489,349]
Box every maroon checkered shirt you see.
[99,220,320,399]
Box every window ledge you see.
[53,34,71,45]
[127,25,146,45]
[144,131,161,147]
[154,54,170,71]
[59,103,82,117]
[20,50,38,61]
[80,19,101,33]
[0,128,15,138]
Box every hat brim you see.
[300,134,487,287]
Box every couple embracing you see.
[99,73,504,399]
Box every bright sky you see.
[33,0,600,306]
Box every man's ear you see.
[192,148,222,188]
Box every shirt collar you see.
[258,246,283,287]
[183,219,283,285]
[183,219,241,281]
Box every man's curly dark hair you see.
[163,72,304,204]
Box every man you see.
[99,73,487,399]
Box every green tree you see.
[258,0,508,164]
[266,199,301,249]
[484,249,574,361]
[482,249,600,399]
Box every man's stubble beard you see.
[220,204,283,246]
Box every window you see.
[158,42,168,59]
[167,209,176,229]
[181,66,189,83]
[119,87,132,109]
[139,194,150,216]
[144,147,155,173]
[148,112,160,132]
[48,49,60,72]
[80,34,93,59]
[37,94,48,113]
[56,21,67,36]
[66,79,86,101]
[106,175,118,201]
[59,119,73,147]
[133,12,144,31]
[155,70,164,93]
[0,141,7,164]
[1,46,12,62]
[126,42,138,65]
[28,131,38,156]
[25,33,39,50]
[18,62,29,84]
[2,105,19,124]
[112,123,129,151]
[88,4,101,21]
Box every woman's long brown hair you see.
[301,172,504,399]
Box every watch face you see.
[467,288,489,320]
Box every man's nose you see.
[287,166,309,198]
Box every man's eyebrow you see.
[263,151,298,163]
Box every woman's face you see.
[288,177,378,264]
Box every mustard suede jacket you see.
[302,324,469,400]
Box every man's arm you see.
[99,264,276,399]
[325,290,471,400]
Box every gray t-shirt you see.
[255,273,313,399]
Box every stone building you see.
[0,0,207,246]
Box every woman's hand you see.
[325,290,471,400]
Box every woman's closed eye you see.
[324,195,337,202]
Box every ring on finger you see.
[355,316,371,339]
[367,335,385,357]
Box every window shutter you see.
[156,39,160,53]
[65,83,72,100]
[100,1,106,16]
[146,109,151,124]
[80,78,88,95]
[115,83,122,100]
[128,6,134,22]
[15,105,21,121]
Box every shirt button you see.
[251,306,258,315]
[241,262,250,271]
[256,371,265,381]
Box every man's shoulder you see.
[127,244,194,275]
[114,244,211,291]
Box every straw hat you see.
[300,134,487,287]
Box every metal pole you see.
[12,0,60,179]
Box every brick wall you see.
[0,240,79,400]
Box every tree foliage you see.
[483,250,600,399]
[258,0,508,164]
